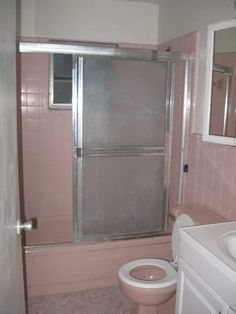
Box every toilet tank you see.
[168,205,225,231]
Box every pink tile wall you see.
[160,32,236,221]
[158,32,199,209]
[20,32,234,246]
[20,52,73,245]
[186,134,236,220]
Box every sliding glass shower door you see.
[73,57,172,241]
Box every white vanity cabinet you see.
[176,258,228,314]
[175,221,236,314]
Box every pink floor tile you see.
[28,286,131,314]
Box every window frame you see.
[49,53,73,110]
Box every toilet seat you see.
[118,258,177,289]
[119,214,194,291]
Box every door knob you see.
[16,218,36,234]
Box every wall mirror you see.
[204,19,236,145]
[49,53,73,109]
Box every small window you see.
[49,54,73,109]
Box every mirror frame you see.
[203,19,236,145]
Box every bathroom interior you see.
[3,0,236,313]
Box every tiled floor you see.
[28,286,132,314]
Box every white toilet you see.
[118,213,194,314]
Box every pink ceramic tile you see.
[20,52,73,246]
[229,191,236,220]
[158,32,199,209]
[220,197,231,218]
[24,118,40,131]
[25,236,172,297]
[25,216,73,245]
[28,286,176,314]
[22,131,40,156]
[26,93,40,107]
[163,33,236,220]
[27,106,40,119]
[20,33,236,305]
[28,286,132,314]
[21,106,27,119]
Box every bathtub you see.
[25,235,171,297]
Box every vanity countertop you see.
[181,220,236,277]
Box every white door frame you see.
[0,1,26,313]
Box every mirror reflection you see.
[209,26,236,137]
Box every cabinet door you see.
[176,260,227,314]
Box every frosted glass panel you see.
[81,155,165,239]
[76,58,169,241]
[82,59,167,147]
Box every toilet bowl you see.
[118,213,194,314]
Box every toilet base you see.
[131,303,158,314]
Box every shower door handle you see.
[16,218,37,235]
[75,146,165,158]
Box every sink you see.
[219,231,236,261]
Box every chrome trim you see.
[49,39,119,48]
[19,42,190,62]
[72,56,79,241]
[179,59,191,204]
[76,146,165,158]
[76,57,84,240]
[223,73,232,136]
[24,231,171,251]
[49,53,54,109]
[73,230,169,242]
[213,64,233,75]
[72,57,84,241]
[16,219,35,234]
[77,58,84,151]
[163,62,175,231]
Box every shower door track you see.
[19,41,189,62]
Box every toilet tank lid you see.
[171,205,225,224]
[171,214,194,265]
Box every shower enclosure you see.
[74,57,171,241]
[19,42,190,245]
